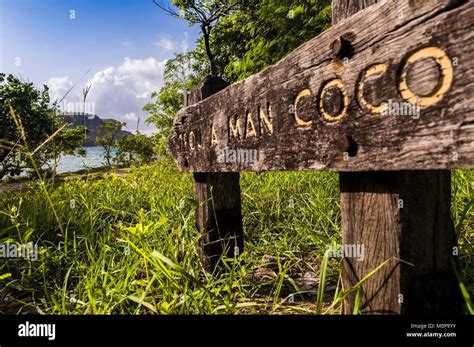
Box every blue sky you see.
[0,0,199,134]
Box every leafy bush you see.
[115,134,156,167]
[0,73,86,178]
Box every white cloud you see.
[154,32,190,56]
[123,112,138,121]
[47,76,75,102]
[154,36,176,55]
[47,57,166,134]
[181,32,189,53]
[85,57,165,132]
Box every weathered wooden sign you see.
[170,0,474,173]
[169,0,473,314]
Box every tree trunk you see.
[202,24,217,76]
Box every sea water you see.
[55,146,116,173]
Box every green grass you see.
[0,158,472,314]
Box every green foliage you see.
[144,52,203,156]
[54,126,87,157]
[0,162,472,314]
[46,126,87,173]
[208,0,332,81]
[157,0,240,75]
[95,121,125,166]
[148,0,332,150]
[0,73,86,178]
[168,0,238,26]
[0,73,57,178]
[115,134,156,167]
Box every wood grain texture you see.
[340,171,462,314]
[335,1,462,314]
[194,172,244,271]
[332,0,379,25]
[170,0,474,173]
[189,77,244,272]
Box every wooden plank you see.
[189,76,244,272]
[335,1,463,314]
[332,0,380,24]
[340,170,462,314]
[169,0,474,173]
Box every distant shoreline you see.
[0,166,130,195]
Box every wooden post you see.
[188,76,244,272]
[334,0,463,314]
[170,0,473,312]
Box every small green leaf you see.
[0,273,12,280]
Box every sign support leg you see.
[333,0,463,314]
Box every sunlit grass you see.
[0,157,472,314]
